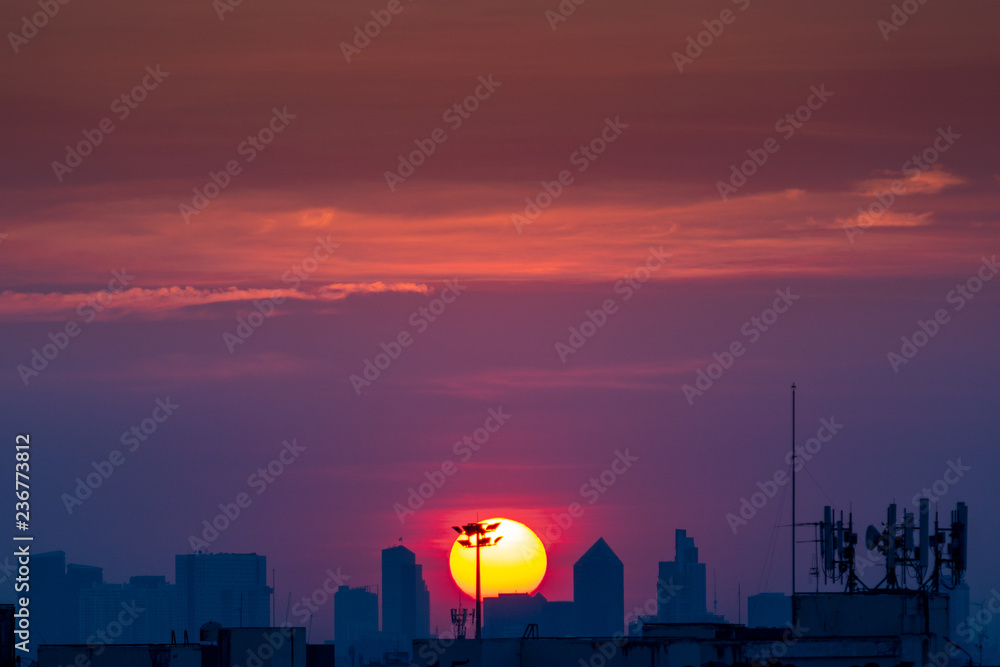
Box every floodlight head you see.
[486,522,501,531]
[453,526,463,534]
[494,535,503,544]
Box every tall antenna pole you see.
[791,383,797,604]
[475,536,482,640]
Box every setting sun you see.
[449,518,547,598]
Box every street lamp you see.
[452,520,502,640]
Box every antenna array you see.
[818,500,968,593]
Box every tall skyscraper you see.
[79,576,183,643]
[175,553,270,636]
[65,563,104,641]
[658,529,710,622]
[415,564,430,639]
[334,585,378,665]
[574,538,624,636]
[34,551,104,643]
[381,545,429,651]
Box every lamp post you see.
[452,520,502,640]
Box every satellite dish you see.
[865,525,881,550]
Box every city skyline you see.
[2,0,999,658]
[10,496,993,654]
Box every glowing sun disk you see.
[449,518,547,599]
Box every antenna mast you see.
[791,383,797,606]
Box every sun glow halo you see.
[448,518,547,599]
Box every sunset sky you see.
[2,0,998,641]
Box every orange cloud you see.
[856,165,966,197]
[0,282,430,322]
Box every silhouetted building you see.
[66,563,104,640]
[657,530,721,623]
[219,626,305,666]
[381,545,415,643]
[416,591,956,667]
[481,538,623,639]
[306,643,336,667]
[34,551,105,643]
[483,593,547,638]
[0,605,14,667]
[79,575,183,643]
[334,585,379,665]
[34,551,71,643]
[539,600,578,637]
[747,592,791,628]
[415,564,430,639]
[381,545,429,652]
[175,553,270,636]
[38,625,313,667]
[574,537,624,636]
